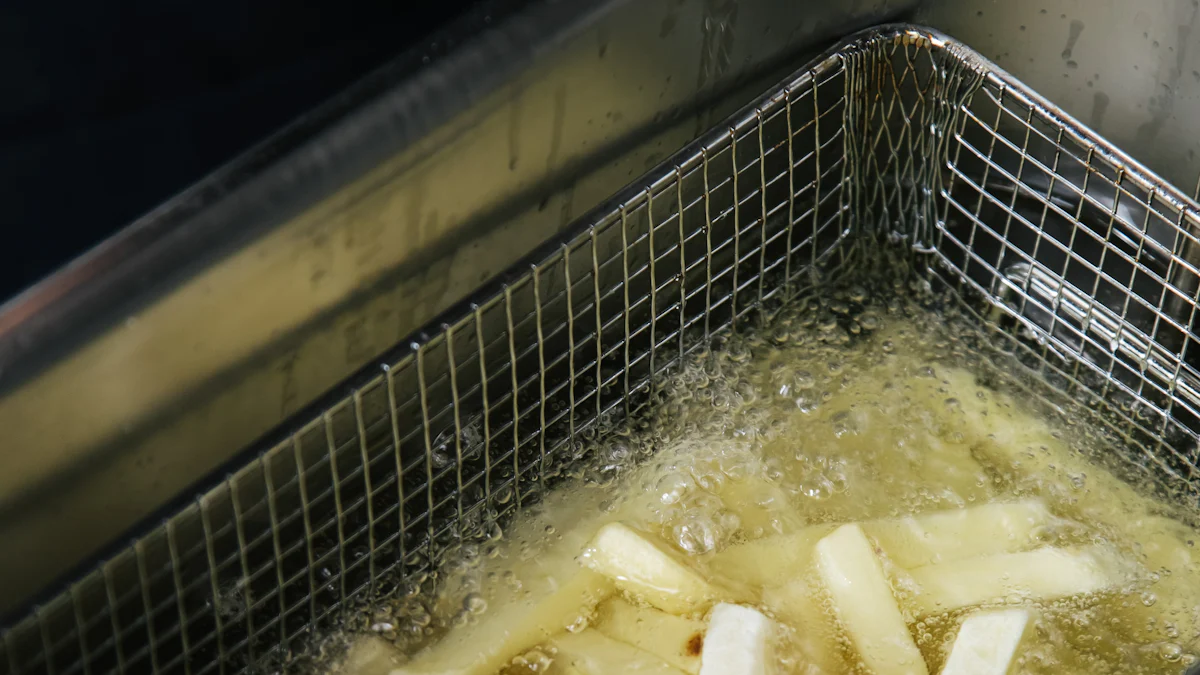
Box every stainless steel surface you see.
[5,23,1200,675]
[0,0,917,614]
[12,0,1200,624]
[920,0,1200,199]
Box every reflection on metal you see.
[0,0,918,616]
[919,0,1200,199]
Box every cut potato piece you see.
[335,635,403,675]
[867,499,1052,568]
[934,366,1168,545]
[396,475,633,675]
[934,367,1200,647]
[1129,515,1198,575]
[594,598,706,674]
[940,609,1034,675]
[761,579,845,674]
[815,524,929,675]
[551,630,687,675]
[711,500,1053,587]
[907,546,1119,616]
[1113,516,1200,649]
[393,569,613,675]
[709,529,844,672]
[709,525,835,587]
[582,522,726,614]
[698,604,775,675]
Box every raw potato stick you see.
[582,522,725,614]
[708,525,835,587]
[761,578,846,674]
[391,569,613,675]
[815,524,929,675]
[698,604,775,675]
[866,499,1052,568]
[594,598,706,674]
[935,366,1200,647]
[710,500,1053,587]
[334,635,402,675]
[710,527,844,672]
[551,630,688,675]
[907,546,1118,616]
[387,435,772,675]
[940,609,1034,675]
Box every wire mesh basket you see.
[6,23,1200,675]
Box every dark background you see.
[0,0,488,301]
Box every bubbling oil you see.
[326,269,1200,675]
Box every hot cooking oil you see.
[326,271,1200,675]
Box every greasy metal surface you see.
[919,0,1200,200]
[6,23,1200,675]
[14,0,1200,622]
[0,0,917,614]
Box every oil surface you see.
[328,272,1200,675]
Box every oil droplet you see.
[463,592,488,614]
[1160,642,1183,662]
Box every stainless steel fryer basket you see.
[7,23,1200,675]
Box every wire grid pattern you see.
[926,55,1200,487]
[0,32,852,675]
[5,25,1200,675]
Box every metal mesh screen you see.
[5,25,1200,675]
[926,53,1200,490]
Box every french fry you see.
[393,570,613,675]
[939,609,1034,675]
[593,598,706,674]
[335,635,403,675]
[550,630,688,675]
[867,499,1052,568]
[391,477,638,675]
[712,501,1049,674]
[709,500,1053,587]
[761,578,846,674]
[698,604,776,675]
[708,524,835,587]
[933,366,1200,646]
[582,522,729,614]
[906,546,1120,616]
[1112,515,1200,649]
[390,430,775,675]
[815,524,929,675]
[708,526,843,672]
[933,366,1167,548]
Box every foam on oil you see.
[317,269,1200,675]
